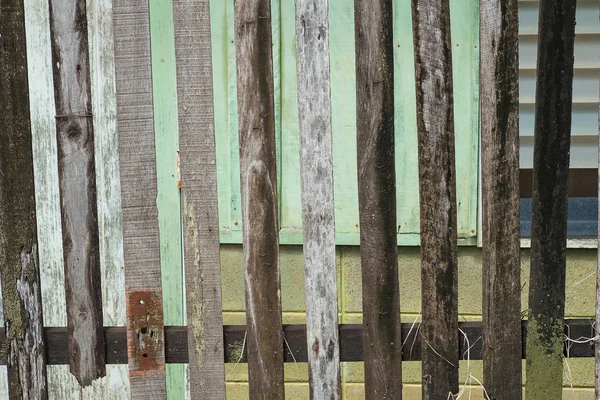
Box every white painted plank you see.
[87,0,130,395]
[24,0,131,395]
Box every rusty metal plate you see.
[126,290,165,374]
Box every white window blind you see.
[518,0,599,169]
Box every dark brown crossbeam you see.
[0,320,593,365]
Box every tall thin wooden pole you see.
[480,0,522,398]
[172,0,226,398]
[0,0,48,396]
[295,0,341,398]
[234,0,285,398]
[354,0,403,398]
[411,0,459,398]
[112,0,167,396]
[47,0,105,386]
[525,1,576,399]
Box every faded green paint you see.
[148,0,185,397]
[214,0,479,244]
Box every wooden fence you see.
[0,0,595,399]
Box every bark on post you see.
[525,1,576,399]
[354,1,403,398]
[234,0,285,398]
[295,1,341,398]
[172,0,226,398]
[112,0,167,396]
[47,0,105,386]
[480,0,522,398]
[0,0,48,397]
[411,0,459,398]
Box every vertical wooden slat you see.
[234,0,285,398]
[525,0,578,397]
[147,0,187,395]
[172,0,226,398]
[525,1,576,398]
[354,0,402,398]
[87,0,130,394]
[47,0,105,386]
[411,0,459,398]
[479,0,522,398]
[0,0,48,396]
[596,65,600,400]
[23,0,77,393]
[112,0,167,396]
[295,0,341,399]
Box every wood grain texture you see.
[23,0,83,394]
[147,0,187,394]
[112,0,167,395]
[354,1,402,398]
[295,1,341,398]
[172,0,226,398]
[525,1,576,399]
[479,0,522,398]
[411,0,459,398]
[596,66,600,400]
[0,0,48,396]
[86,0,130,393]
[48,0,106,386]
[234,0,285,398]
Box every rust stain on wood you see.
[126,290,165,375]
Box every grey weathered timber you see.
[480,0,522,398]
[597,66,600,400]
[354,1,402,398]
[411,0,459,398]
[112,0,167,396]
[525,1,576,399]
[172,0,226,398]
[234,0,285,398]
[295,1,341,399]
[0,0,48,397]
[47,0,105,386]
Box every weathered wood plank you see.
[87,0,130,394]
[479,0,522,398]
[22,0,76,394]
[354,0,402,398]
[47,0,106,386]
[411,0,459,398]
[0,0,48,396]
[147,0,187,395]
[112,0,167,395]
[295,1,341,399]
[234,0,285,398]
[172,0,226,398]
[525,1,576,399]
[597,66,600,400]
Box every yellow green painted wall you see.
[220,246,598,399]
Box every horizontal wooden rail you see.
[0,320,594,365]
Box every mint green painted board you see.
[213,0,282,233]
[449,0,479,238]
[215,0,479,244]
[147,0,185,397]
